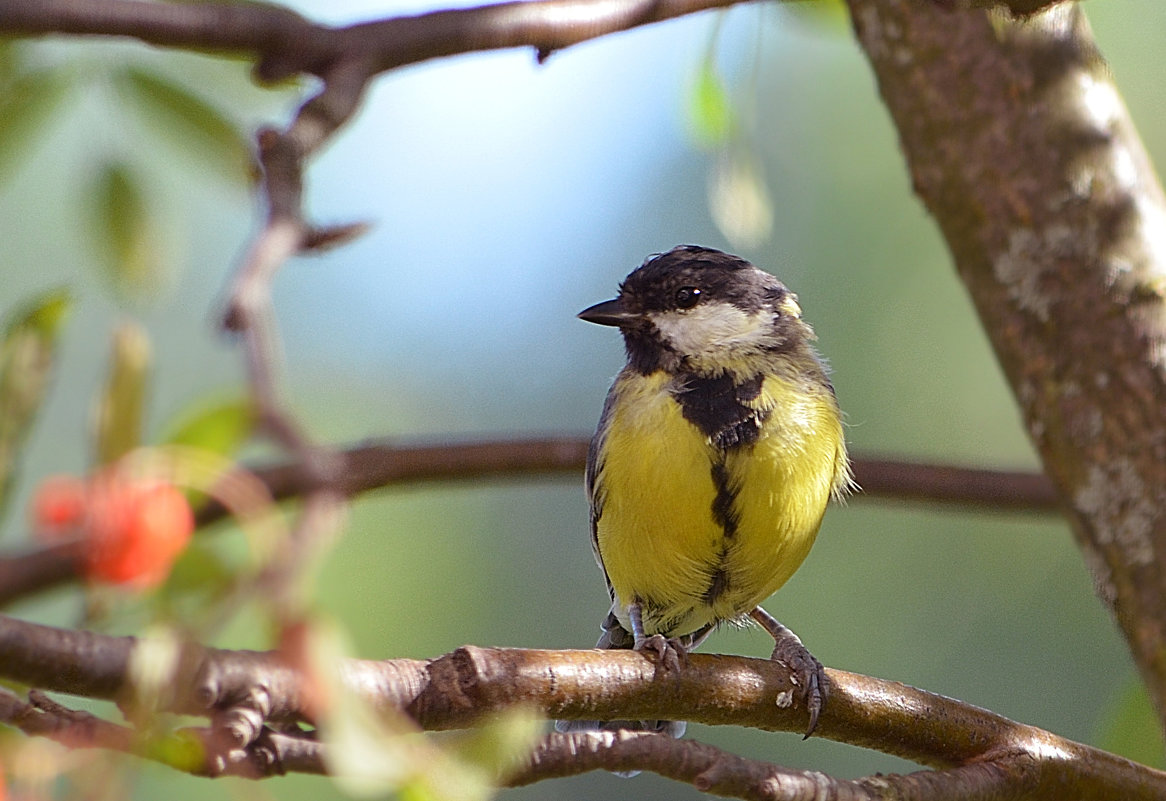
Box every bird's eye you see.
[675,287,702,309]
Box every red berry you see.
[30,475,88,541]
[84,479,194,589]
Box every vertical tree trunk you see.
[846,0,1166,725]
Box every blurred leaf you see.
[687,59,735,149]
[93,322,152,466]
[87,160,167,301]
[114,65,252,186]
[158,539,236,605]
[160,397,254,458]
[708,149,774,250]
[6,291,71,339]
[448,708,541,786]
[0,68,70,182]
[143,729,204,773]
[1096,675,1165,769]
[125,624,182,723]
[0,288,72,519]
[304,616,498,801]
[784,0,850,33]
[0,39,20,80]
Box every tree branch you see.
[0,0,1084,76]
[0,439,1057,607]
[0,615,1160,798]
[846,0,1166,724]
[517,731,1035,800]
[0,690,1046,801]
[935,0,1083,16]
[214,438,1060,516]
[0,0,755,82]
[0,687,321,779]
[0,688,1042,799]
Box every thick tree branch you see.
[846,0,1166,724]
[0,616,1161,798]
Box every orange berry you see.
[30,475,88,541]
[85,480,194,589]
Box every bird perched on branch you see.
[562,245,852,741]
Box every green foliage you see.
[1097,675,1166,769]
[160,539,236,607]
[160,397,255,458]
[446,710,543,790]
[114,66,252,186]
[152,398,259,631]
[784,0,850,33]
[144,729,206,774]
[0,289,72,520]
[93,322,152,465]
[2,45,279,303]
[86,161,169,301]
[687,59,735,149]
[304,617,538,801]
[0,66,71,181]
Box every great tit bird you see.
[566,245,851,739]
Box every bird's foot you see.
[769,634,829,738]
[633,632,687,672]
[749,606,829,738]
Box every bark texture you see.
[847,0,1166,720]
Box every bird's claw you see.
[770,636,829,738]
[634,633,687,672]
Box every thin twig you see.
[212,34,382,623]
[0,442,1058,608]
[515,731,1035,801]
[223,440,1058,515]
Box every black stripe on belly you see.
[710,461,739,538]
[704,463,738,605]
[673,373,768,609]
[673,373,768,450]
[703,563,730,605]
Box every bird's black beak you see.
[577,297,637,327]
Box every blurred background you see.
[1,0,1164,798]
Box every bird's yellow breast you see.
[593,369,845,637]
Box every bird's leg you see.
[679,622,715,651]
[749,606,829,738]
[628,602,685,672]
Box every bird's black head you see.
[579,246,812,376]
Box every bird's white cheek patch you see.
[652,305,770,356]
